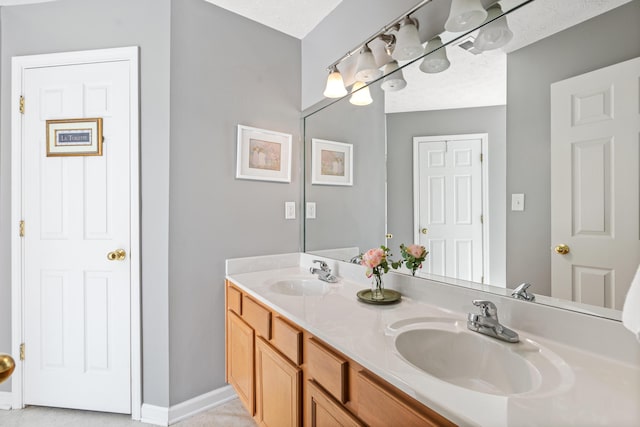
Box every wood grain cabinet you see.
[226,310,255,415]
[225,280,456,427]
[307,380,364,427]
[255,336,301,427]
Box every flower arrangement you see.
[399,244,428,276]
[358,243,428,300]
[360,246,394,300]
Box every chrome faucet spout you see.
[310,260,339,283]
[511,282,535,301]
[467,300,519,343]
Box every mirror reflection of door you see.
[551,56,640,309]
[413,134,487,283]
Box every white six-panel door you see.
[550,56,640,309]
[21,60,132,413]
[413,135,485,282]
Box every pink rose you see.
[361,248,385,269]
[407,244,426,259]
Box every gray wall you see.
[0,0,301,407]
[304,84,386,255]
[168,0,301,404]
[0,0,172,403]
[506,1,640,295]
[301,0,421,110]
[387,106,507,286]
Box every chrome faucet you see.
[467,300,519,343]
[310,260,339,283]
[511,282,535,301]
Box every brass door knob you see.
[0,354,15,384]
[107,249,127,261]
[385,234,393,239]
[554,244,570,255]
[421,228,428,235]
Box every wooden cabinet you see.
[225,280,456,427]
[255,336,301,427]
[357,370,455,427]
[227,311,255,415]
[307,380,364,427]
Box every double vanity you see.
[225,253,640,426]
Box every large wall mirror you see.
[304,0,640,320]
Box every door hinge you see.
[480,153,483,162]
[19,96,25,114]
[19,220,25,237]
[20,343,25,361]
[480,215,484,224]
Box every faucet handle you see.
[312,259,329,270]
[472,300,498,318]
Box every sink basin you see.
[269,278,331,296]
[394,320,573,396]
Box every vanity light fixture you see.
[392,17,424,61]
[474,3,513,52]
[381,61,407,92]
[323,65,348,98]
[445,0,488,32]
[349,81,373,106]
[355,45,383,82]
[419,36,450,74]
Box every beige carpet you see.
[0,398,256,427]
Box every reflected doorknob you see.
[107,249,127,261]
[554,244,570,255]
[421,228,428,235]
[385,234,393,239]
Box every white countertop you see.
[226,257,640,427]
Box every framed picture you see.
[236,125,292,183]
[311,139,353,186]
[46,118,103,157]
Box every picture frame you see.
[46,118,103,157]
[236,125,292,183]
[311,139,353,186]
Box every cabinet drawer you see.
[356,370,456,427]
[226,282,242,315]
[272,316,302,365]
[306,337,348,403]
[242,296,271,339]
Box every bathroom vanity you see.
[225,253,640,427]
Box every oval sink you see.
[394,322,573,396]
[270,279,331,296]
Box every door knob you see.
[385,233,393,239]
[107,249,127,261]
[554,244,570,255]
[421,228,428,235]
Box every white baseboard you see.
[140,385,237,426]
[0,391,13,411]
[140,403,169,426]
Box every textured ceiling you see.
[385,0,633,113]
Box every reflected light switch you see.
[511,194,525,211]
[306,202,316,219]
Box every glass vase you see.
[371,274,385,300]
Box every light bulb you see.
[349,81,373,106]
[323,66,347,98]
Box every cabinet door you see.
[255,336,301,427]
[307,380,364,427]
[227,311,255,415]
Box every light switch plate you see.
[285,202,296,219]
[511,193,525,211]
[306,202,316,219]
